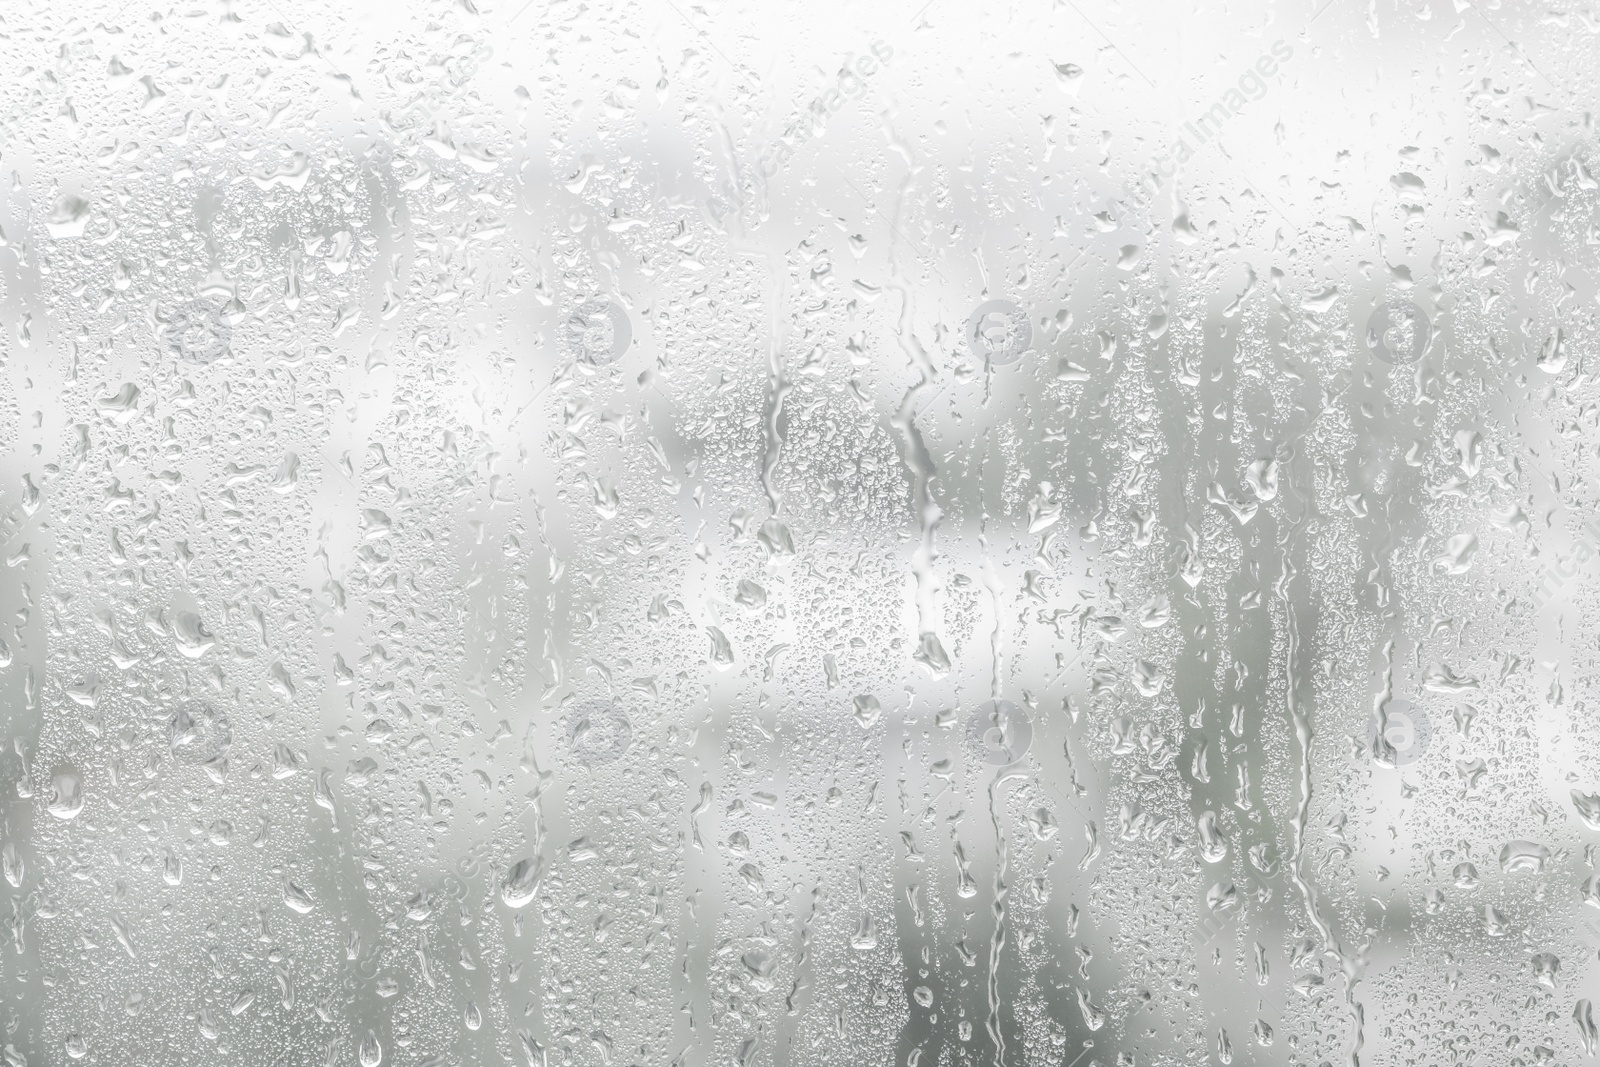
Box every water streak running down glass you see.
[2,1,1600,1065]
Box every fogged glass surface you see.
[3,0,1600,1064]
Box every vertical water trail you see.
[887,274,944,655]
[878,162,945,664]
[731,237,788,518]
[1277,547,1364,1067]
[867,164,951,1067]
[713,119,790,518]
[983,552,1004,702]
[1373,638,1396,759]
[759,289,791,515]
[778,884,822,1067]
[982,565,1009,1067]
[985,773,1011,1067]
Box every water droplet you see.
[47,765,84,820]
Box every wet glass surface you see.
[3,1,1600,1064]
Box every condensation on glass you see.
[0,1,1597,1065]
